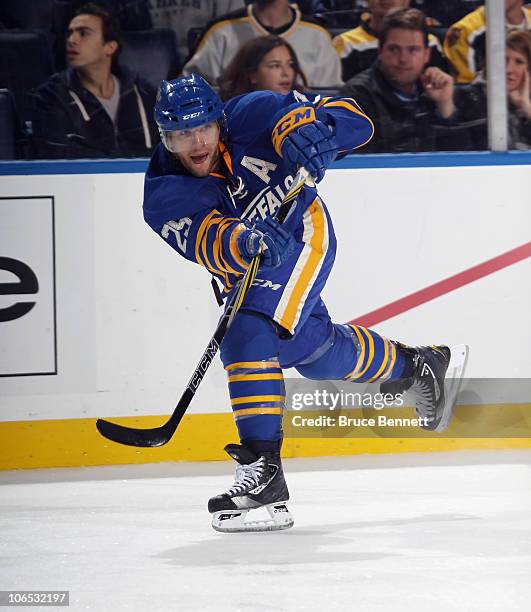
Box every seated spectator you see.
[51,0,153,69]
[148,0,245,64]
[33,2,158,158]
[340,8,470,153]
[455,30,531,149]
[411,1,483,27]
[444,0,531,83]
[333,0,446,82]
[219,35,307,99]
[54,0,153,31]
[182,0,342,88]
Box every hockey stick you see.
[96,166,311,447]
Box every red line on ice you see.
[349,241,531,327]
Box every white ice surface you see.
[1,451,531,612]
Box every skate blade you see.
[435,344,469,433]
[211,502,294,533]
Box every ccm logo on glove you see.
[271,103,338,183]
[272,105,316,156]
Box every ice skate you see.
[381,344,469,432]
[209,443,293,533]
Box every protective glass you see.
[160,121,220,153]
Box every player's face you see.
[369,0,410,18]
[171,122,221,177]
[250,46,296,95]
[66,14,116,70]
[506,47,529,92]
[378,28,430,88]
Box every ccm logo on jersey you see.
[272,106,316,156]
[252,278,282,291]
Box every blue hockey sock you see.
[221,310,284,443]
[344,324,407,382]
[296,323,409,383]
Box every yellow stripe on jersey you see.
[228,373,284,383]
[366,338,390,383]
[348,326,374,380]
[233,407,283,418]
[332,25,376,58]
[316,97,332,109]
[345,324,366,379]
[195,210,216,264]
[228,222,249,270]
[230,395,285,406]
[194,210,220,272]
[210,220,233,285]
[322,100,375,149]
[274,199,327,333]
[355,326,375,379]
[225,360,280,372]
[215,220,240,277]
[379,340,397,382]
[195,211,249,278]
[443,7,486,83]
[201,215,225,275]
[223,277,236,294]
[322,99,367,117]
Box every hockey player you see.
[144,74,467,532]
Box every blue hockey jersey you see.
[143,90,373,333]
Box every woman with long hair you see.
[456,30,531,150]
[219,35,307,100]
[506,30,531,131]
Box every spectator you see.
[148,0,245,65]
[219,35,307,99]
[444,0,531,83]
[33,2,158,158]
[340,8,470,152]
[455,30,531,149]
[182,0,342,88]
[51,0,153,69]
[333,0,446,82]
[411,1,482,27]
[54,0,152,30]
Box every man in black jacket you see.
[340,8,470,153]
[333,0,447,83]
[32,2,158,159]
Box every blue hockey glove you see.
[271,103,338,183]
[237,216,296,269]
[280,120,338,183]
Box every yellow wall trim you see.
[1,405,530,470]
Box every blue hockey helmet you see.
[154,74,226,152]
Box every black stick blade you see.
[96,417,176,447]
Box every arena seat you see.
[187,27,205,57]
[0,32,55,126]
[0,89,17,159]
[120,29,181,90]
[0,0,54,31]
